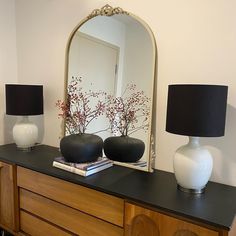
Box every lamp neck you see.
[20,116,30,123]
[188,136,200,148]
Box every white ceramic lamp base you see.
[174,136,213,194]
[13,116,38,151]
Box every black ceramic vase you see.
[104,136,145,162]
[60,133,103,163]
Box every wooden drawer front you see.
[17,167,124,226]
[20,211,72,236]
[20,189,123,236]
[125,203,219,236]
[0,162,18,231]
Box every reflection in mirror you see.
[65,5,157,171]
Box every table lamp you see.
[5,84,44,151]
[166,84,228,193]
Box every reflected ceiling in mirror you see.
[64,5,157,172]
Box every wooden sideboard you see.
[125,203,235,236]
[17,167,123,236]
[0,144,235,236]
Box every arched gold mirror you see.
[63,5,157,172]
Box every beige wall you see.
[2,0,236,186]
[0,0,18,144]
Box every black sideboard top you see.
[0,144,235,230]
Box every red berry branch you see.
[106,84,150,136]
[56,78,150,136]
[56,76,106,134]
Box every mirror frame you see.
[63,4,157,172]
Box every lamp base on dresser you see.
[177,184,205,194]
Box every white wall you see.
[9,0,236,186]
[0,0,18,144]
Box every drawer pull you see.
[174,230,198,236]
[131,214,160,236]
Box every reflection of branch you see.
[106,89,150,136]
[92,126,111,134]
[135,114,149,119]
[121,84,129,97]
[128,124,149,136]
[85,115,100,129]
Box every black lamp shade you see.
[5,84,44,116]
[166,84,228,137]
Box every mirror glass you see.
[65,5,157,171]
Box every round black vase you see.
[104,136,145,162]
[60,133,103,163]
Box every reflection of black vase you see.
[60,133,103,163]
[104,136,145,162]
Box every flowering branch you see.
[106,84,150,136]
[56,76,106,135]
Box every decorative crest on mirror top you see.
[88,4,129,19]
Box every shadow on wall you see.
[201,105,236,186]
[4,115,44,145]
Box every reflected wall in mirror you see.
[64,5,157,171]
